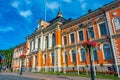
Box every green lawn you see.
[35,71,120,80]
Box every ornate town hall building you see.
[12,0,120,73]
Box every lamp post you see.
[19,54,26,75]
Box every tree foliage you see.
[0,48,14,68]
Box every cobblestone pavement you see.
[0,72,110,80]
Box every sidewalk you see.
[0,72,110,80]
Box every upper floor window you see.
[46,36,49,48]
[81,49,86,62]
[78,30,84,41]
[63,36,67,45]
[71,50,76,62]
[88,27,94,38]
[70,33,75,43]
[103,44,112,60]
[30,42,32,52]
[99,22,108,36]
[33,39,35,50]
[52,33,56,47]
[38,38,41,49]
[113,17,120,30]
[92,48,98,61]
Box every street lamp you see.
[19,54,26,75]
[80,22,96,80]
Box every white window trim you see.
[97,21,108,37]
[101,42,112,60]
[77,29,84,42]
[87,25,96,39]
[69,32,75,44]
[62,35,67,45]
[112,17,120,32]
[80,48,86,62]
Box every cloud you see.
[19,10,32,18]
[63,0,72,3]
[11,1,20,9]
[47,2,59,10]
[81,3,87,11]
[11,1,32,18]
[0,27,14,32]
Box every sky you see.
[0,0,114,50]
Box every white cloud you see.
[0,27,14,32]
[47,2,59,10]
[63,0,72,3]
[11,1,32,18]
[19,10,32,18]
[11,1,20,9]
[81,3,87,11]
[79,0,84,2]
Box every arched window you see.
[81,49,86,61]
[92,48,98,61]
[65,52,68,64]
[103,44,112,60]
[52,33,56,47]
[113,17,120,30]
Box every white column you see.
[106,12,120,78]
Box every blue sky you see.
[0,0,113,50]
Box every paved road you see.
[0,74,41,80]
[0,72,110,80]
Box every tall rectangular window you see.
[70,33,75,43]
[33,39,35,50]
[51,53,54,65]
[30,42,32,52]
[38,38,41,49]
[44,54,46,64]
[65,52,68,64]
[88,27,94,38]
[78,30,84,41]
[99,22,108,36]
[81,49,86,62]
[46,36,49,48]
[63,36,67,45]
[92,48,98,61]
[72,50,76,62]
[52,33,56,47]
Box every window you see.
[92,48,98,61]
[30,42,32,52]
[44,54,46,64]
[52,33,56,47]
[71,50,76,62]
[99,22,108,36]
[113,17,120,30]
[46,36,49,48]
[78,30,84,41]
[81,49,86,61]
[70,33,75,43]
[38,38,41,49]
[51,53,54,65]
[33,39,35,50]
[88,27,94,38]
[103,44,112,60]
[65,52,68,64]
[63,36,67,45]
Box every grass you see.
[34,71,120,80]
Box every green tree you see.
[0,48,14,69]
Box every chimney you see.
[88,9,92,13]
